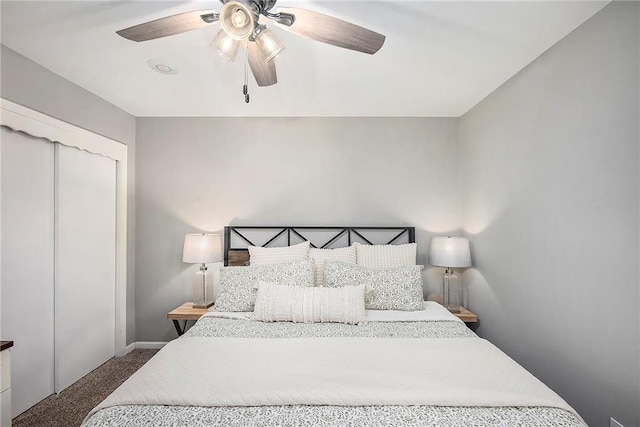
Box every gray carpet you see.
[13,349,158,427]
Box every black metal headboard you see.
[224,226,415,266]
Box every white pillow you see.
[253,281,367,325]
[354,242,417,269]
[309,246,357,286]
[248,241,310,265]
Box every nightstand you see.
[167,303,209,336]
[454,307,478,324]
[427,294,478,324]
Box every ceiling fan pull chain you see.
[243,42,250,103]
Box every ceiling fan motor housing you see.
[219,0,277,13]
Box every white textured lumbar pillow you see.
[253,281,367,325]
[248,241,311,265]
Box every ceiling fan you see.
[116,0,385,102]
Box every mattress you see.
[83,303,585,427]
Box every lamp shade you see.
[182,233,223,264]
[429,236,471,268]
[211,29,240,61]
[255,27,285,62]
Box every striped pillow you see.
[253,281,367,325]
[248,241,310,265]
[354,242,417,269]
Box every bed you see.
[83,226,585,427]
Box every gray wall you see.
[0,45,138,345]
[135,117,460,341]
[459,3,639,426]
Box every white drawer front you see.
[1,388,11,426]
[0,351,10,394]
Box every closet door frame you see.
[1,98,128,357]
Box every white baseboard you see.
[117,341,168,356]
[124,342,136,354]
[135,341,168,349]
[117,341,167,357]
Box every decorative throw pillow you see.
[324,261,424,311]
[248,241,311,265]
[354,242,417,269]
[214,260,314,312]
[309,246,357,286]
[253,281,367,325]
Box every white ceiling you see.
[1,1,608,117]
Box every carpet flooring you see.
[13,349,158,427]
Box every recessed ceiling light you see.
[147,59,178,75]
[155,64,172,73]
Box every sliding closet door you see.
[55,144,116,392]
[0,127,55,416]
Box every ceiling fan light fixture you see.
[254,27,285,62]
[211,29,240,61]
[231,10,249,27]
[116,0,387,95]
[220,1,256,40]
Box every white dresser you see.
[0,341,13,426]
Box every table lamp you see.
[183,233,223,308]
[429,236,472,313]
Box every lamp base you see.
[442,268,463,315]
[193,300,214,309]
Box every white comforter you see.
[88,334,579,420]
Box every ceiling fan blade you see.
[116,10,219,42]
[275,7,385,55]
[247,42,277,87]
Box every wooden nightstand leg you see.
[172,319,188,336]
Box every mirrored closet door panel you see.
[1,127,56,416]
[54,144,116,393]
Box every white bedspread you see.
[88,336,579,421]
